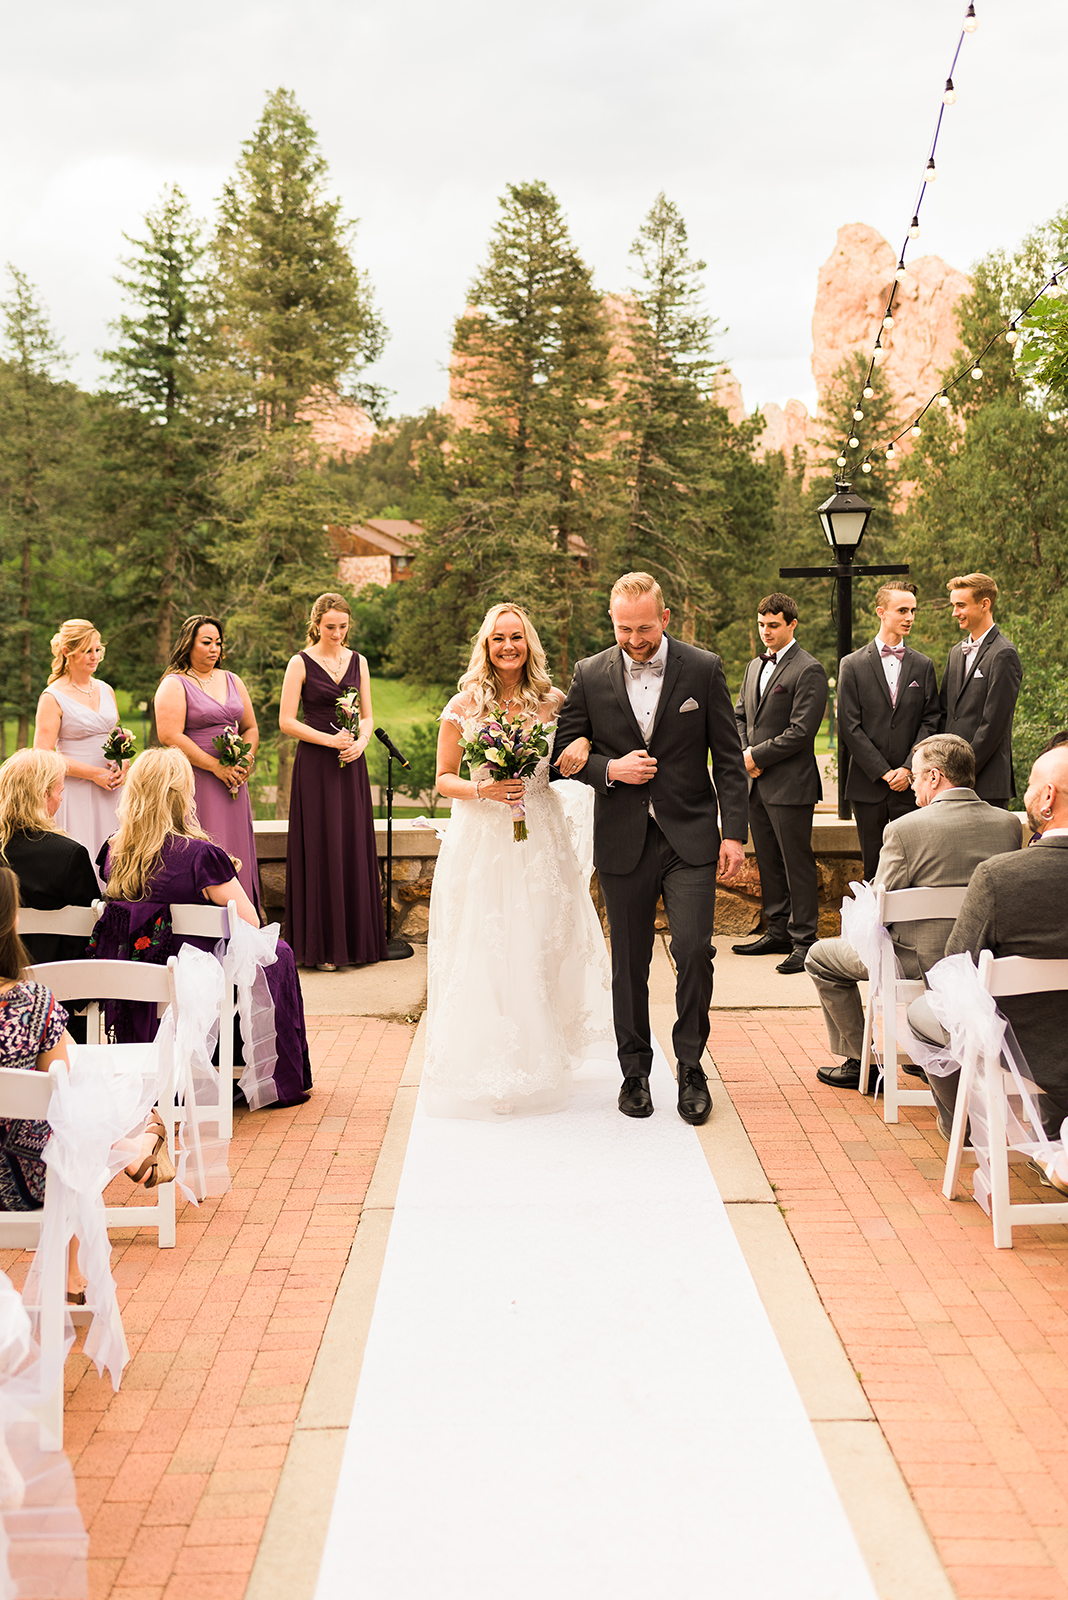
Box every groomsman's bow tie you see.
[759,652,777,664]
[628,658,664,678]
[961,638,982,656]
[880,644,905,659]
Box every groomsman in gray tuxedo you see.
[732,594,828,974]
[939,571,1022,806]
[837,583,941,879]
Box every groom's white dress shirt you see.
[625,635,669,740]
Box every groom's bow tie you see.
[628,658,664,678]
[880,644,905,660]
[759,651,777,665]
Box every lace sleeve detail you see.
[439,694,473,730]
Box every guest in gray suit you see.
[939,572,1022,806]
[732,594,828,974]
[807,734,1022,1090]
[837,583,941,879]
[911,745,1068,1142]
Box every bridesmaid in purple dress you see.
[279,593,386,970]
[154,615,263,914]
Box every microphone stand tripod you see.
[383,749,414,961]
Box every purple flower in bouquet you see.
[101,724,136,765]
[457,708,555,842]
[211,725,254,798]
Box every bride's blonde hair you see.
[105,747,213,902]
[457,603,553,720]
[48,619,103,684]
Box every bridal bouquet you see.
[212,725,253,797]
[333,688,360,769]
[101,723,136,765]
[458,710,555,842]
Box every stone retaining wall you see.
[254,819,864,945]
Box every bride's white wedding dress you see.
[422,701,615,1119]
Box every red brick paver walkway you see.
[710,1008,1068,1600]
[0,1015,412,1600]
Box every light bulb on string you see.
[863,385,874,400]
[964,3,977,32]
[1005,326,1018,345]
[943,78,957,104]
[861,461,873,473]
[848,436,860,449]
[925,158,937,183]
[872,342,885,364]
[909,215,921,240]
[853,408,864,421]
[911,424,922,437]
[896,259,907,282]
[938,391,951,407]
[1048,277,1063,300]
[971,365,983,380]
[883,313,894,329]
[837,455,847,467]
[886,444,897,461]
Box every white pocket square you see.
[679,698,699,713]
[973,669,984,679]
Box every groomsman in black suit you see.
[732,593,828,974]
[939,571,1022,807]
[837,583,941,879]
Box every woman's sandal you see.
[125,1109,177,1188]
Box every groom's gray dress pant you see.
[597,818,717,1077]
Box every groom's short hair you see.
[610,572,665,612]
[757,591,798,623]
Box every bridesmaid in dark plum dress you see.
[155,615,263,914]
[279,593,386,970]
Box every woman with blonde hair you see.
[92,749,311,1107]
[33,619,128,883]
[0,748,98,967]
[154,614,262,913]
[278,592,386,970]
[423,602,613,1118]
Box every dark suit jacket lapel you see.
[608,646,645,745]
[971,625,1001,674]
[647,640,683,743]
[946,643,964,715]
[866,641,894,712]
[755,645,795,718]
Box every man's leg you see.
[763,802,819,947]
[804,938,868,1058]
[850,799,891,881]
[598,825,662,1079]
[656,832,718,1070]
[748,785,790,941]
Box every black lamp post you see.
[780,480,908,820]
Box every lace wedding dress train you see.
[423,754,615,1119]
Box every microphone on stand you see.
[374,727,410,769]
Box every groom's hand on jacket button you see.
[610,750,657,784]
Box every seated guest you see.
[806,734,1022,1090]
[94,747,311,1108]
[910,745,1068,1141]
[0,748,99,964]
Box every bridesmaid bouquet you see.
[334,688,361,769]
[458,710,555,842]
[101,724,136,764]
[212,725,254,797]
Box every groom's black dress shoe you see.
[775,944,814,975]
[731,933,793,956]
[816,1058,862,1089]
[618,1076,654,1118]
[677,1064,712,1125]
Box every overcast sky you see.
[2,0,1065,419]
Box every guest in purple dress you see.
[155,615,262,913]
[279,592,386,970]
[93,749,311,1108]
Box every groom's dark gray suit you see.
[554,635,749,1078]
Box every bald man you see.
[910,746,1068,1139]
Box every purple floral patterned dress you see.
[0,982,67,1209]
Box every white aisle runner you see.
[315,1043,878,1600]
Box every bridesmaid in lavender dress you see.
[33,619,126,886]
[154,615,263,914]
[279,593,386,970]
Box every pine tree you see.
[205,89,385,810]
[393,181,613,682]
[0,268,82,745]
[97,184,218,680]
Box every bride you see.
[423,603,615,1119]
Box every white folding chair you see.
[16,904,102,940]
[168,900,238,1140]
[859,884,968,1122]
[943,950,1068,1247]
[30,960,181,1249]
[0,1064,67,1448]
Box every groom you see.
[555,572,749,1123]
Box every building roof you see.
[328,519,421,558]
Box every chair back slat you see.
[0,1064,55,1119]
[980,950,1068,998]
[878,884,969,924]
[17,905,101,938]
[29,959,178,1009]
[169,903,230,939]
